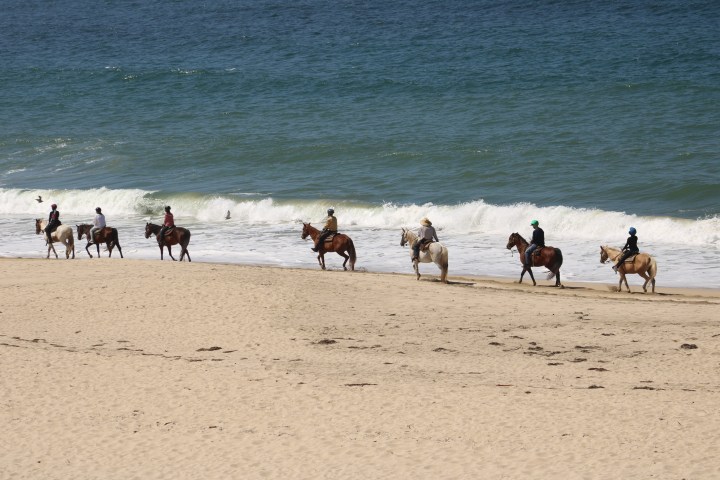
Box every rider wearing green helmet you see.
[525,219,545,267]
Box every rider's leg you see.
[525,244,537,267]
[44,225,53,244]
[613,251,629,272]
[158,227,167,246]
[312,231,328,252]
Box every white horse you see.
[600,245,657,293]
[35,219,75,259]
[400,228,449,283]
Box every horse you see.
[400,228,449,283]
[600,245,657,293]
[35,219,75,259]
[144,222,192,262]
[506,232,563,287]
[300,223,356,271]
[76,224,124,259]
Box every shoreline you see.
[3,256,719,300]
[2,257,719,478]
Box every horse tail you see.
[347,238,357,269]
[648,256,658,279]
[441,247,449,283]
[546,248,563,279]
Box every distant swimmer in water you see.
[225,210,231,220]
[35,195,43,203]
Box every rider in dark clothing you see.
[524,219,545,267]
[613,227,639,272]
[45,204,61,244]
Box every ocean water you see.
[1,0,719,287]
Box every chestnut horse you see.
[144,222,192,262]
[35,219,75,259]
[506,232,563,287]
[300,223,356,271]
[600,245,657,293]
[76,224,124,259]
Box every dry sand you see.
[1,258,719,479]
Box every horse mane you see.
[513,232,528,245]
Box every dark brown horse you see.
[145,222,192,261]
[506,232,563,287]
[301,222,356,271]
[76,224,124,258]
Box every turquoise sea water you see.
[1,0,719,287]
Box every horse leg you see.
[318,252,326,270]
[555,269,562,288]
[620,273,631,293]
[85,241,94,258]
[413,259,420,281]
[47,240,58,259]
[96,242,101,258]
[638,271,650,293]
[166,245,176,261]
[337,251,349,271]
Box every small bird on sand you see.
[35,195,43,203]
[225,210,231,220]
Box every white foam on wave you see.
[2,187,718,248]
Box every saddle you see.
[321,232,337,244]
[93,227,113,241]
[621,253,638,263]
[420,240,434,252]
[532,246,546,257]
[163,226,176,236]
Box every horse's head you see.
[400,228,408,247]
[35,219,42,234]
[76,224,85,241]
[144,222,153,239]
[301,222,310,240]
[506,233,519,250]
[600,246,609,263]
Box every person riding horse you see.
[412,217,439,261]
[45,203,61,244]
[311,208,338,252]
[613,227,639,273]
[90,207,106,243]
[158,206,175,247]
[525,219,545,267]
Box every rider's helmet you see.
[51,203,57,209]
[165,206,171,212]
[327,208,334,215]
[629,227,637,235]
[96,207,101,213]
[530,219,539,226]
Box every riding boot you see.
[311,244,319,252]
[612,264,619,273]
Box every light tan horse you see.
[35,219,75,259]
[600,245,657,293]
[400,228,449,283]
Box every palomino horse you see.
[600,246,657,293]
[400,228,449,283]
[506,232,563,287]
[144,222,192,261]
[76,224,124,259]
[301,223,356,271]
[35,219,75,259]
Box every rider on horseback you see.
[613,227,639,273]
[90,207,106,243]
[45,203,61,245]
[311,208,337,252]
[524,219,545,268]
[412,217,439,261]
[158,206,174,247]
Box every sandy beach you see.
[1,258,719,479]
